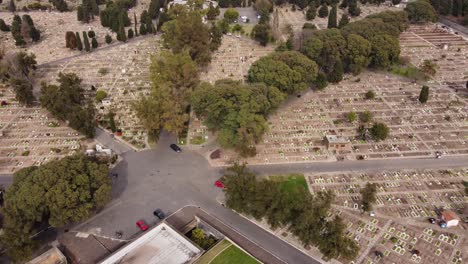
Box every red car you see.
[214,180,225,189]
[136,220,148,231]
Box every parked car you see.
[214,180,225,189]
[435,151,442,159]
[170,144,181,153]
[428,217,436,224]
[136,220,148,231]
[153,209,165,220]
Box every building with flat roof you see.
[324,135,351,152]
[27,247,67,264]
[99,222,202,264]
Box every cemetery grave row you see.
[35,35,160,150]
[0,83,92,174]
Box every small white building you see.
[441,210,460,228]
[96,144,112,156]
[99,222,202,264]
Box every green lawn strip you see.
[195,239,232,264]
[269,173,308,192]
[210,244,260,264]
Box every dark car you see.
[153,209,165,220]
[428,217,436,224]
[170,144,181,153]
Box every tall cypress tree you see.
[11,15,25,46]
[134,12,138,36]
[338,13,349,28]
[328,5,338,28]
[76,32,83,51]
[419,85,429,104]
[90,0,99,16]
[83,31,91,51]
[8,0,16,12]
[91,37,98,48]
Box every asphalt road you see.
[70,129,468,264]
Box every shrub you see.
[365,90,375,100]
[370,122,389,141]
[105,34,112,44]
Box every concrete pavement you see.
[71,129,467,264]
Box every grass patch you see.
[190,135,206,145]
[210,244,259,264]
[195,239,232,264]
[390,64,427,81]
[269,173,307,192]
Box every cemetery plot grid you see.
[35,36,160,149]
[308,169,467,264]
[0,84,92,174]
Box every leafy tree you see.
[328,5,338,28]
[105,34,112,44]
[83,31,91,52]
[360,182,377,212]
[405,0,438,23]
[148,0,162,19]
[206,3,220,20]
[301,28,346,74]
[0,155,110,262]
[317,216,359,260]
[370,122,389,141]
[50,0,69,12]
[255,0,273,13]
[40,72,96,137]
[0,19,10,32]
[338,13,349,28]
[419,59,438,76]
[369,34,400,68]
[76,32,83,51]
[224,8,240,23]
[192,80,285,156]
[222,164,359,261]
[359,110,373,123]
[306,5,317,20]
[327,59,343,82]
[345,34,371,74]
[135,51,199,138]
[313,72,328,90]
[190,228,216,250]
[248,51,318,94]
[162,11,212,66]
[419,85,429,104]
[251,23,272,46]
[29,27,41,42]
[392,0,401,5]
[10,78,34,105]
[88,30,96,38]
[318,4,329,18]
[91,37,98,48]
[348,1,361,16]
[365,90,375,99]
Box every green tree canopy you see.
[40,72,96,137]
[162,11,213,66]
[192,80,285,156]
[248,51,318,94]
[405,0,438,23]
[370,122,389,141]
[224,8,240,23]
[0,155,110,262]
[222,164,359,261]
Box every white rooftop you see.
[99,223,202,264]
[325,135,350,143]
